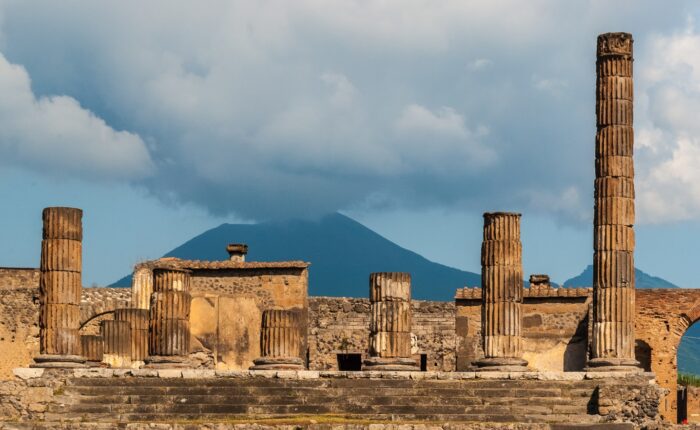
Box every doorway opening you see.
[337,353,362,371]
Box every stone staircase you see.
[50,376,614,424]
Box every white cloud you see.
[0,52,152,180]
[636,21,700,223]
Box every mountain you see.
[679,323,700,376]
[563,265,679,289]
[112,213,480,301]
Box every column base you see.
[475,357,529,372]
[362,357,419,371]
[31,354,87,368]
[143,355,191,369]
[250,356,305,370]
[585,357,642,372]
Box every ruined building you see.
[0,32,698,428]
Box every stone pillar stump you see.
[145,268,192,368]
[362,272,418,371]
[251,309,305,370]
[476,212,528,371]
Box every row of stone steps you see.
[49,376,611,424]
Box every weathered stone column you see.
[145,268,192,367]
[250,309,305,370]
[476,212,528,371]
[131,267,153,310]
[362,272,418,371]
[80,335,104,367]
[115,308,149,363]
[101,320,132,368]
[588,32,639,371]
[33,207,86,367]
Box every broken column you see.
[33,207,86,367]
[362,272,418,371]
[250,309,305,370]
[476,212,528,371]
[145,268,192,367]
[131,267,153,310]
[588,32,639,371]
[101,320,132,368]
[80,335,104,367]
[115,308,149,363]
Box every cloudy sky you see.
[1,0,700,288]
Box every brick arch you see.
[636,289,700,422]
[683,303,700,326]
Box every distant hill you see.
[563,264,679,289]
[112,213,480,301]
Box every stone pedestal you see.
[362,272,418,371]
[145,268,192,368]
[476,212,528,372]
[251,309,304,370]
[588,32,640,372]
[33,207,86,368]
[101,320,132,368]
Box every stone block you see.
[181,369,216,378]
[73,368,114,378]
[157,369,182,378]
[476,371,510,379]
[13,368,44,380]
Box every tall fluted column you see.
[588,32,639,371]
[362,272,418,371]
[250,309,305,370]
[131,267,153,310]
[476,212,528,371]
[33,207,86,367]
[145,268,192,368]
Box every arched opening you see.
[677,317,700,424]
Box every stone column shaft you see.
[115,308,149,362]
[131,267,153,310]
[251,309,305,370]
[145,268,192,367]
[34,207,86,367]
[363,272,417,370]
[101,320,132,368]
[476,212,527,371]
[589,32,639,371]
[80,335,104,365]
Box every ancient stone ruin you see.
[0,32,693,428]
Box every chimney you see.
[226,243,248,262]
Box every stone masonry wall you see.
[0,269,131,378]
[308,297,455,371]
[0,269,41,379]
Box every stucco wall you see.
[455,287,591,372]
[0,268,40,379]
[189,267,309,370]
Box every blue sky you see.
[1,1,700,287]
